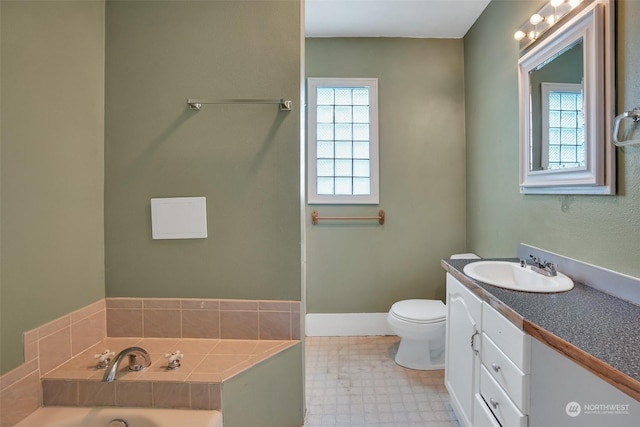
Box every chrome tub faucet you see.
[102,346,151,382]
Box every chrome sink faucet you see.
[529,255,558,277]
[102,346,151,382]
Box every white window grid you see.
[541,82,585,170]
[307,78,379,204]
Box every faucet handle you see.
[94,350,115,369]
[545,262,558,275]
[164,350,183,370]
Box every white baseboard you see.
[305,313,394,336]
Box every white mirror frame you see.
[518,0,615,195]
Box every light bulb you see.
[550,0,564,7]
[547,15,556,25]
[528,30,537,40]
[514,30,526,41]
[530,13,544,25]
[569,0,581,8]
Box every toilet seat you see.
[389,299,446,324]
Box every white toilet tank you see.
[450,253,480,260]
[386,252,479,370]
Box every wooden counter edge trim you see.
[525,321,640,401]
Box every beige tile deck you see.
[42,337,298,383]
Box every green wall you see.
[104,0,302,300]
[1,0,303,379]
[0,0,106,373]
[103,3,303,420]
[305,38,466,313]
[223,344,304,427]
[464,0,640,278]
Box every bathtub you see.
[15,407,222,427]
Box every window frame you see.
[541,82,585,171]
[307,77,379,205]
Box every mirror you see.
[518,0,615,194]
[529,38,584,172]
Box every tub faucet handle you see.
[94,350,115,369]
[163,350,183,370]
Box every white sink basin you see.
[462,261,574,293]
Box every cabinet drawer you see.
[473,393,501,427]
[482,333,529,412]
[480,365,527,427]
[482,303,530,370]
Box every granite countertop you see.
[442,258,640,401]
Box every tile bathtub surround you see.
[41,337,297,409]
[41,379,222,410]
[0,297,300,425]
[29,299,107,376]
[0,299,106,427]
[0,362,41,427]
[106,298,301,340]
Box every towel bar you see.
[612,107,640,146]
[187,98,292,111]
[311,210,385,225]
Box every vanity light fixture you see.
[514,30,526,41]
[529,13,544,25]
[514,0,587,48]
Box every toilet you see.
[387,299,447,370]
[387,253,480,370]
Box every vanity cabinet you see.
[445,257,640,427]
[446,274,530,427]
[445,273,483,427]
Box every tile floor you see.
[304,336,461,427]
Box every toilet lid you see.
[390,299,446,324]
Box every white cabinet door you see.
[445,273,483,427]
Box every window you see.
[541,82,585,170]
[307,78,379,204]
